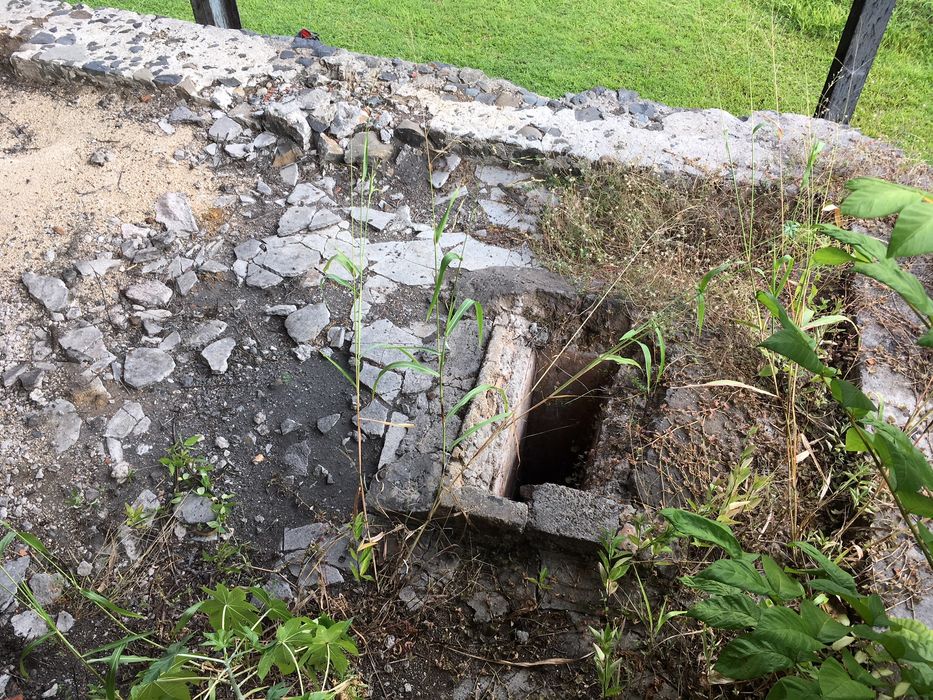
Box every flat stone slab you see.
[21,271,68,312]
[124,348,175,388]
[284,303,330,344]
[104,401,150,439]
[201,337,235,374]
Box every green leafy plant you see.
[2,526,359,698]
[524,564,552,592]
[347,512,375,583]
[816,178,933,348]
[590,623,623,698]
[123,503,150,530]
[661,508,933,698]
[160,436,233,535]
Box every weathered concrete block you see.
[437,484,528,534]
[526,483,622,549]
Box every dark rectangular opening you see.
[513,350,616,496]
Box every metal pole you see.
[190,0,242,29]
[815,0,895,123]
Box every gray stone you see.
[354,318,420,365]
[124,279,173,308]
[43,399,82,453]
[285,303,330,344]
[75,257,121,277]
[105,401,150,439]
[283,440,312,476]
[264,304,298,316]
[0,556,30,611]
[394,119,426,147]
[168,104,207,125]
[186,320,227,349]
[208,115,243,142]
[277,206,341,235]
[76,561,93,577]
[176,493,214,525]
[11,610,48,641]
[349,206,395,231]
[329,102,366,139]
[353,399,389,438]
[201,337,235,374]
[466,590,510,622]
[253,237,320,277]
[474,165,531,187]
[245,264,283,289]
[317,133,344,162]
[124,348,175,388]
[58,325,113,366]
[3,363,28,389]
[287,183,329,206]
[344,131,393,164]
[176,270,198,296]
[283,522,334,552]
[279,163,299,186]
[29,572,65,606]
[22,272,69,312]
[280,418,301,435]
[265,101,312,149]
[89,147,113,166]
[317,413,340,434]
[56,611,75,633]
[155,192,198,233]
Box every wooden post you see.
[815,0,894,123]
[190,0,242,29]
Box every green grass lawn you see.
[88,0,931,161]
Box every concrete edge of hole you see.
[451,314,535,497]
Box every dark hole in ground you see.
[513,349,617,495]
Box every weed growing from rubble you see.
[1,526,361,698]
[754,177,933,568]
[661,508,933,698]
[160,435,234,535]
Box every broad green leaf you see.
[898,490,933,518]
[660,508,744,559]
[820,224,888,261]
[812,247,857,265]
[829,379,876,418]
[867,422,933,497]
[854,259,933,319]
[714,635,795,680]
[678,575,740,596]
[844,427,869,452]
[695,559,771,595]
[757,606,824,658]
[199,584,259,633]
[687,594,760,629]
[889,199,933,258]
[756,292,834,377]
[761,555,805,600]
[841,177,929,219]
[818,657,875,699]
[841,650,884,688]
[799,600,851,643]
[766,676,821,700]
[792,541,857,594]
[265,682,290,700]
